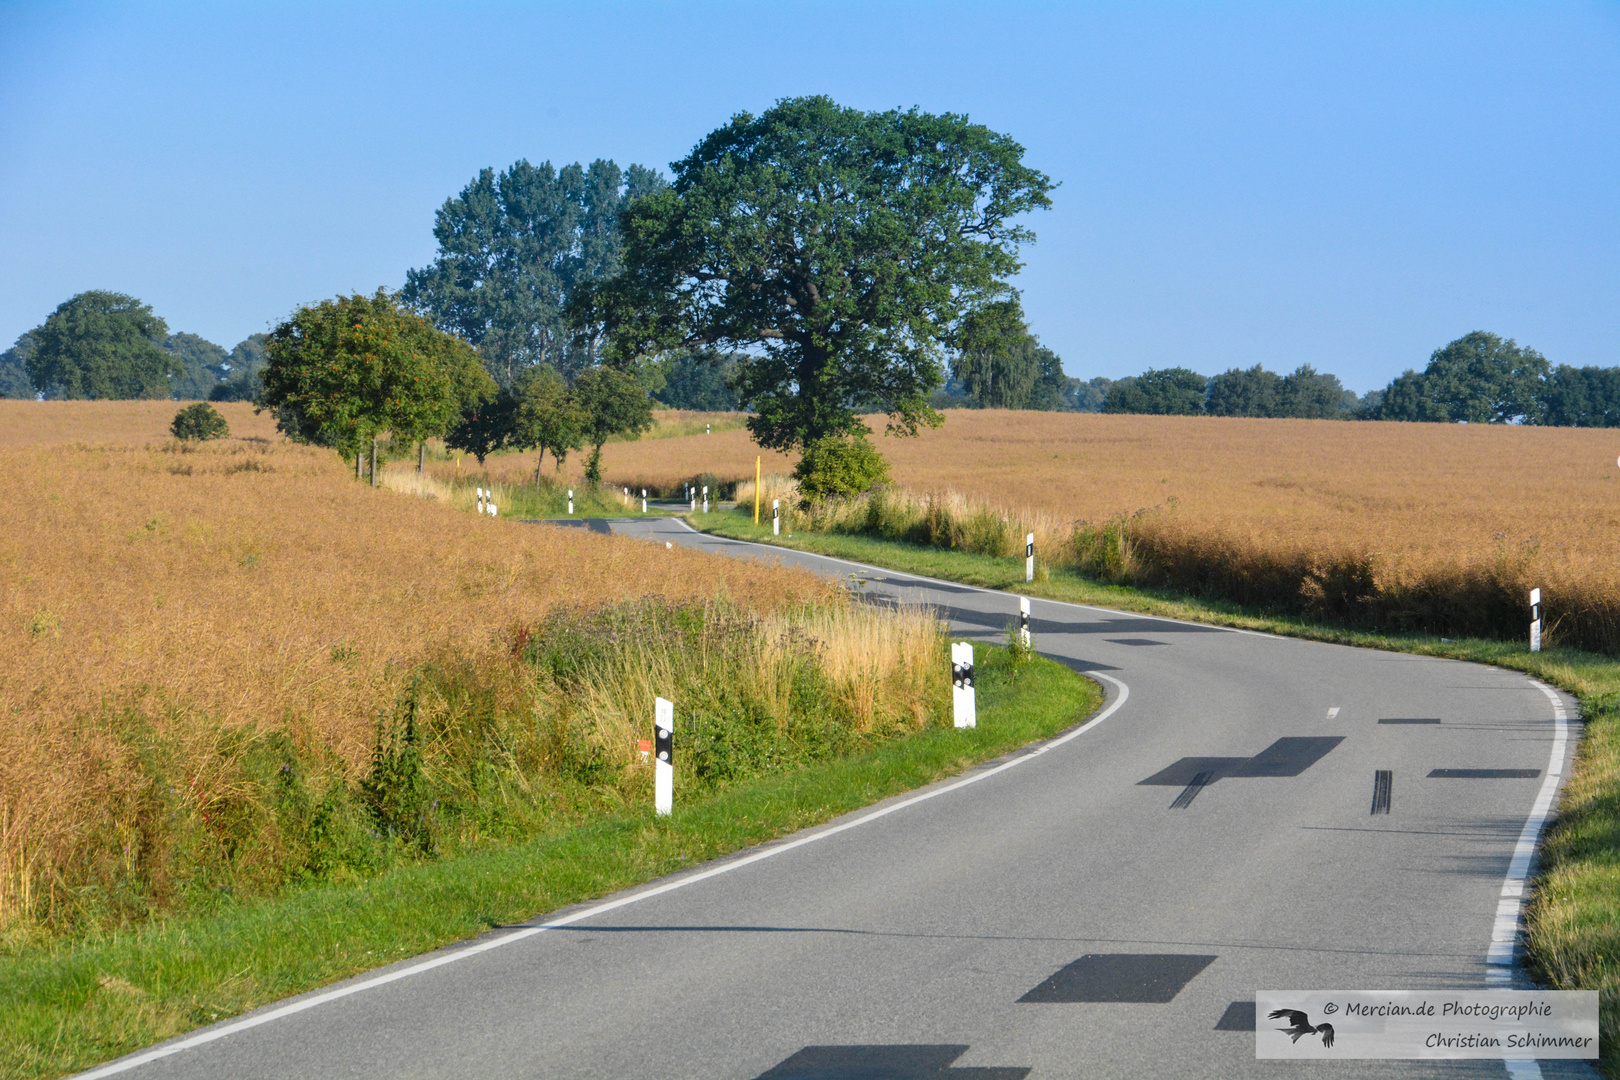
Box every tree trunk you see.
[355,452,361,480]
[418,441,425,474]
[370,439,378,489]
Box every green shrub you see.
[793,433,891,504]
[170,402,229,441]
[1006,618,1035,664]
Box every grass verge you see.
[694,509,1620,1077]
[0,647,1096,1080]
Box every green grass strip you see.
[0,648,1097,1080]
[693,510,1620,1078]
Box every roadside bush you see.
[170,402,229,441]
[793,433,891,504]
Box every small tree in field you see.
[260,290,495,464]
[573,367,653,483]
[513,366,585,478]
[171,402,229,441]
[444,390,517,465]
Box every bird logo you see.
[1269,1008,1335,1048]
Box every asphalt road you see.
[84,518,1592,1080]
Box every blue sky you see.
[1,2,1615,393]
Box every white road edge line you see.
[75,657,1130,1077]
[1493,680,1573,1080]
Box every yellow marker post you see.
[754,456,761,525]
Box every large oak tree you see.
[1371,332,1549,424]
[26,291,179,399]
[584,96,1055,452]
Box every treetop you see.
[587,95,1055,451]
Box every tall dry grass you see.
[522,599,943,783]
[1,420,909,934]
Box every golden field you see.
[0,400,281,446]
[0,402,857,931]
[585,410,1620,651]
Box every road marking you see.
[75,637,1132,1078]
[1326,707,1339,719]
[1214,1000,1256,1031]
[1232,736,1343,777]
[1429,768,1541,779]
[1489,680,1573,1080]
[1018,953,1217,1003]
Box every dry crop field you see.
[0,400,280,446]
[0,401,842,932]
[591,410,1620,651]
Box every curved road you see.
[84,518,1590,1080]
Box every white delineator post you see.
[623,486,629,508]
[654,696,674,816]
[1530,588,1542,653]
[641,488,647,514]
[489,502,498,518]
[1025,533,1035,583]
[773,498,780,535]
[1019,597,1031,648]
[951,642,977,729]
[477,487,485,514]
[567,489,574,515]
[702,486,709,514]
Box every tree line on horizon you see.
[11,299,1616,432]
[1091,331,1620,426]
[0,295,268,404]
